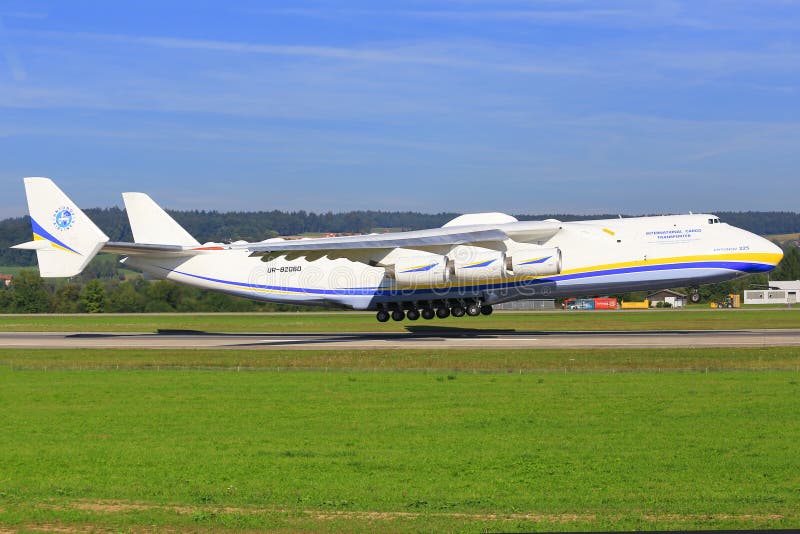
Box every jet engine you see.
[505,247,561,276]
[449,250,506,281]
[388,255,449,286]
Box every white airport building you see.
[646,289,687,308]
[743,281,800,305]
[494,299,556,310]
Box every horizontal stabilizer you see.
[103,241,196,256]
[11,240,54,251]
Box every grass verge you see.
[1,346,799,372]
[1,347,799,532]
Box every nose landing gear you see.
[689,288,702,303]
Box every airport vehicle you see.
[711,294,741,309]
[13,178,783,321]
[564,297,618,310]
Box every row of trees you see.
[2,246,797,313]
[0,271,311,314]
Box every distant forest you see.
[1,207,799,267]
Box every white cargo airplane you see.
[13,178,783,321]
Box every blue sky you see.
[0,1,798,218]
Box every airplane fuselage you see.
[123,214,783,311]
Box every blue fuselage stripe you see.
[158,260,773,297]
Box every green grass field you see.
[2,347,800,532]
[0,308,799,333]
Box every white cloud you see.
[0,16,27,81]
[249,1,800,31]
[22,29,597,79]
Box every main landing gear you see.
[374,300,494,322]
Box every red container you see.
[593,298,618,309]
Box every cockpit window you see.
[708,218,721,224]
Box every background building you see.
[646,289,686,307]
[495,299,556,310]
[744,281,799,305]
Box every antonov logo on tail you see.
[13,177,784,322]
[53,207,74,230]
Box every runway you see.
[1,328,799,350]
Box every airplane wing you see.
[95,230,508,261]
[243,228,506,261]
[99,221,565,262]
[243,220,563,261]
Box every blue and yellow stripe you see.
[399,262,439,273]
[518,255,552,265]
[156,251,782,298]
[460,258,496,269]
[30,218,81,255]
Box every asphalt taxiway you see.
[0,328,798,350]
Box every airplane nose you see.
[760,236,784,266]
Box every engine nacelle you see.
[389,255,449,286]
[449,250,506,281]
[505,247,561,277]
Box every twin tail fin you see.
[13,177,201,277]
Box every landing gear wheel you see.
[480,305,493,316]
[466,303,481,316]
[436,307,450,319]
[391,310,405,321]
[421,308,435,320]
[451,306,466,317]
[406,309,420,321]
[690,290,701,303]
[376,310,390,322]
